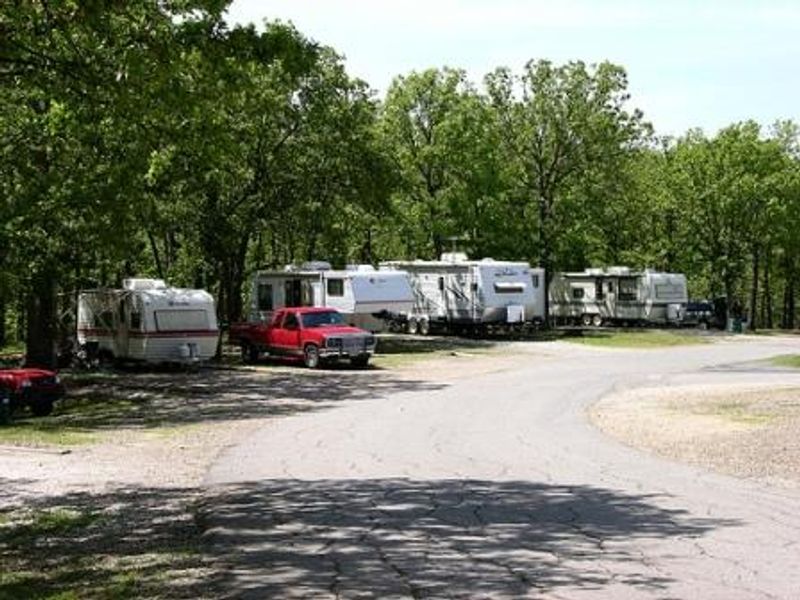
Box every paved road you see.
[205,337,800,599]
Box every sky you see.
[224,0,800,137]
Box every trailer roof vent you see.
[585,268,605,276]
[441,252,469,263]
[606,266,631,275]
[123,278,167,291]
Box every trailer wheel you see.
[407,317,419,335]
[418,318,430,336]
[591,314,603,328]
[303,344,321,369]
[581,314,593,328]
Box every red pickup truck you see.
[0,368,65,417]
[229,307,376,368]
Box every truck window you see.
[327,278,344,297]
[283,312,299,330]
[257,283,273,311]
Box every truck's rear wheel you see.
[241,343,259,364]
[303,344,320,369]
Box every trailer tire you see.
[591,314,603,328]
[581,314,593,328]
[418,318,430,336]
[407,317,419,335]
[303,344,321,369]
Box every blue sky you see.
[225,1,800,136]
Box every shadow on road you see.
[37,369,447,431]
[205,478,740,598]
[0,477,739,599]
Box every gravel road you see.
[204,336,800,599]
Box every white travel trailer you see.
[247,263,415,331]
[77,278,219,364]
[381,253,546,334]
[549,267,688,327]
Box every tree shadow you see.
[31,369,447,431]
[205,478,741,598]
[0,477,740,599]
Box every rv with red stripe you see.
[77,278,219,364]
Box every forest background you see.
[2,1,799,366]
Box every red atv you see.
[0,368,65,417]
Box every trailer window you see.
[327,278,344,297]
[494,282,526,294]
[531,274,540,288]
[655,283,685,301]
[257,283,273,311]
[129,312,142,330]
[618,278,638,301]
[595,280,605,301]
[154,310,209,331]
[572,287,585,300]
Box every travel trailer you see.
[381,253,545,334]
[247,263,415,331]
[77,278,219,364]
[549,267,688,326]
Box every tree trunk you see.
[25,271,58,369]
[0,292,6,347]
[762,249,773,329]
[539,192,552,328]
[749,245,759,331]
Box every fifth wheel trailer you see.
[549,267,688,327]
[380,253,546,334]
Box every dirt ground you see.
[590,383,800,487]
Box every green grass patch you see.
[0,341,24,359]
[566,329,709,348]
[373,335,498,368]
[770,354,800,369]
[685,400,775,426]
[0,421,97,447]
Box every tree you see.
[485,60,649,325]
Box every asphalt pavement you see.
[204,336,800,599]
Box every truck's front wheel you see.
[241,343,259,364]
[303,344,320,369]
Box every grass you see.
[0,421,97,447]
[770,354,800,369]
[693,401,775,426]
[565,329,709,348]
[0,497,210,600]
[372,334,498,368]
